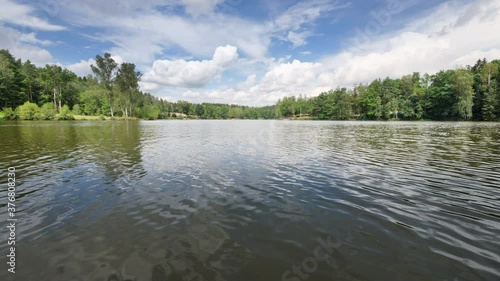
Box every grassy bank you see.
[0,112,141,121]
[73,115,139,121]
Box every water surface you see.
[0,120,499,281]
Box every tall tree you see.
[426,70,454,119]
[0,50,25,108]
[116,62,141,117]
[481,62,499,120]
[21,60,39,103]
[333,88,352,120]
[59,69,77,112]
[39,65,63,111]
[91,53,118,117]
[453,69,474,120]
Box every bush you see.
[72,104,81,115]
[17,102,39,120]
[59,105,74,120]
[39,103,56,120]
[141,105,160,120]
[158,112,169,119]
[99,114,106,120]
[1,107,17,120]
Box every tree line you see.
[1,48,499,121]
[277,59,500,121]
[0,49,277,120]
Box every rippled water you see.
[0,120,499,281]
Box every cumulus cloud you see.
[0,25,52,65]
[320,0,500,86]
[52,0,346,64]
[66,58,96,77]
[4,0,499,108]
[163,59,330,105]
[0,0,65,31]
[141,45,238,88]
[157,0,500,106]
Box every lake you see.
[0,120,499,281]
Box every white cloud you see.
[0,0,65,31]
[235,74,256,91]
[160,59,330,106]
[65,54,125,77]
[157,0,500,106]
[286,31,310,48]
[18,32,53,46]
[272,0,351,47]
[320,0,500,86]
[273,0,349,31]
[0,25,52,65]
[72,12,268,64]
[52,0,347,64]
[66,58,96,77]
[454,49,500,66]
[4,0,499,108]
[141,45,238,88]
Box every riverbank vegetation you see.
[1,49,499,121]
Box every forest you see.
[1,48,499,121]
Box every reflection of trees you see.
[0,121,146,239]
[82,121,146,185]
[2,121,146,186]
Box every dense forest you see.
[1,49,499,121]
[277,59,500,121]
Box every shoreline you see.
[2,117,499,122]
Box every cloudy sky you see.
[1,0,499,105]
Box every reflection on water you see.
[0,120,499,281]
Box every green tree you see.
[91,53,118,117]
[21,60,39,103]
[0,50,25,108]
[39,65,70,112]
[361,80,383,120]
[426,70,455,120]
[17,101,39,120]
[140,105,160,120]
[332,88,352,119]
[453,69,474,120]
[116,62,141,117]
[40,103,56,120]
[480,62,499,120]
[72,104,81,115]
[59,104,74,120]
[1,107,17,120]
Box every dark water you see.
[0,120,499,281]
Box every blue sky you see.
[1,0,500,105]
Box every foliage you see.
[1,48,499,121]
[17,102,39,120]
[2,107,17,120]
[91,53,118,117]
[116,62,141,117]
[139,105,160,120]
[72,104,81,115]
[453,69,474,119]
[59,105,74,120]
[40,103,56,120]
